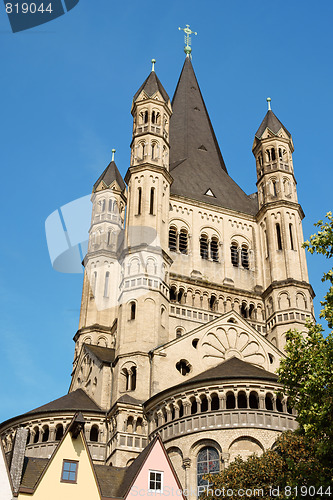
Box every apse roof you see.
[26,389,102,415]
[169,57,258,215]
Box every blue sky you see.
[1,0,332,423]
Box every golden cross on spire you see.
[178,24,197,58]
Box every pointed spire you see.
[133,61,169,103]
[255,104,291,140]
[169,58,257,215]
[93,152,125,193]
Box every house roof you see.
[20,457,48,490]
[116,394,144,405]
[188,356,278,384]
[85,344,115,364]
[169,57,258,215]
[255,109,291,139]
[93,160,125,193]
[26,389,102,416]
[133,70,170,103]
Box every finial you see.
[111,149,116,162]
[151,58,156,72]
[178,24,197,58]
[266,97,272,111]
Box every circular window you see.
[176,359,192,376]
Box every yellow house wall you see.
[18,431,100,500]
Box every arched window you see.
[137,188,142,215]
[249,392,259,409]
[197,447,220,488]
[152,111,156,124]
[265,394,274,411]
[201,396,208,412]
[108,199,113,212]
[276,396,283,412]
[179,229,188,254]
[130,302,136,320]
[170,286,177,302]
[131,366,137,390]
[231,243,239,267]
[266,149,271,162]
[200,234,208,260]
[107,230,112,246]
[279,147,283,160]
[178,400,184,418]
[33,427,40,444]
[42,426,49,443]
[169,227,177,251]
[276,223,282,250]
[271,148,276,161]
[92,271,97,295]
[241,245,249,269]
[136,418,143,433]
[209,295,217,311]
[101,199,106,212]
[226,392,235,409]
[151,143,156,159]
[289,224,294,250]
[211,394,219,411]
[210,237,219,262]
[272,180,277,197]
[144,111,148,124]
[176,328,182,338]
[104,272,109,298]
[90,426,99,442]
[240,302,247,318]
[190,398,197,415]
[237,391,247,408]
[149,188,155,215]
[55,424,63,441]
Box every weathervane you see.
[178,24,197,58]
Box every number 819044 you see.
[5,3,53,13]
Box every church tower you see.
[253,100,315,348]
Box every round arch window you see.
[197,446,220,488]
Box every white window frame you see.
[148,470,164,492]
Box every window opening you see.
[197,447,220,488]
[209,295,216,311]
[55,425,63,441]
[168,227,177,251]
[179,229,188,254]
[176,359,191,376]
[104,272,109,298]
[42,427,49,442]
[241,245,249,269]
[272,180,277,197]
[170,287,177,302]
[149,471,162,491]
[200,235,208,259]
[149,188,155,215]
[238,392,247,408]
[211,395,219,411]
[61,460,78,483]
[144,111,148,124]
[276,223,282,250]
[130,302,136,320]
[90,426,99,442]
[131,366,137,390]
[226,392,235,409]
[271,148,276,161]
[137,187,142,215]
[210,238,219,261]
[231,243,239,267]
[265,394,273,411]
[249,392,259,409]
[289,224,294,250]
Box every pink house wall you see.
[126,440,185,499]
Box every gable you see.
[151,311,283,395]
[18,431,101,499]
[126,439,184,500]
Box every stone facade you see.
[0,55,314,499]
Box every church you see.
[0,34,314,498]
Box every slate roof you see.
[85,344,115,364]
[255,109,291,139]
[93,160,125,192]
[26,389,102,415]
[188,357,278,384]
[116,394,144,405]
[133,70,170,103]
[169,57,258,215]
[20,457,48,489]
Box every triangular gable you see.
[151,310,284,395]
[125,436,185,500]
[19,415,102,500]
[0,440,13,500]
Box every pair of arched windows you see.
[200,235,219,261]
[137,187,155,215]
[168,227,188,254]
[122,366,137,391]
[231,243,249,269]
